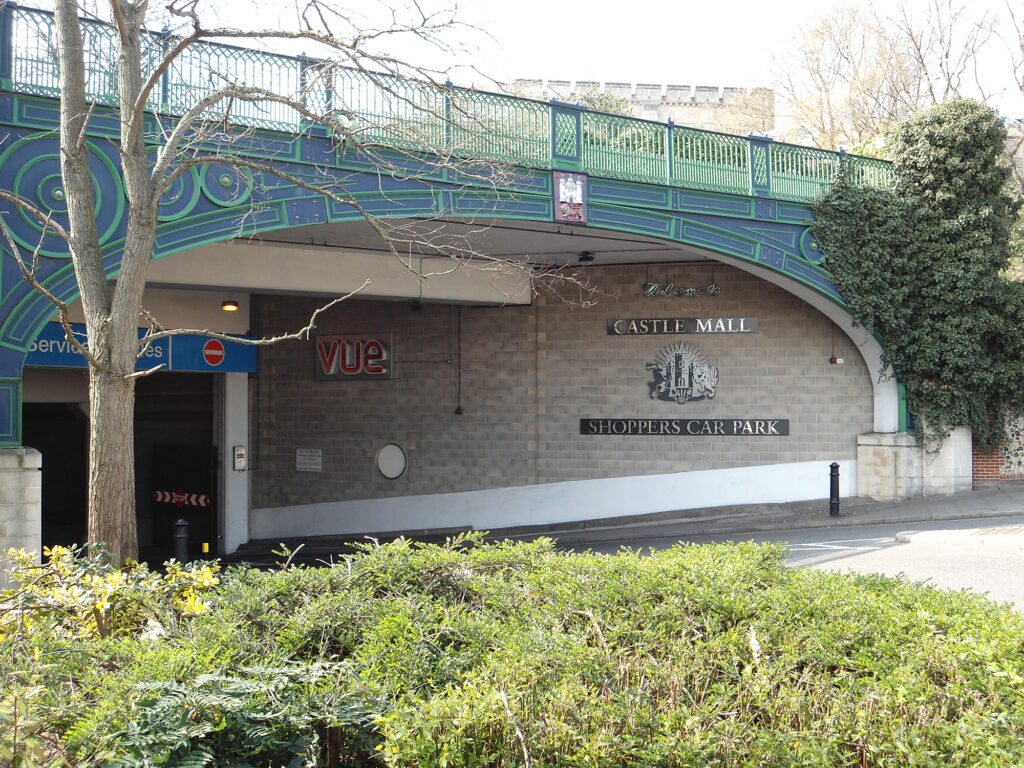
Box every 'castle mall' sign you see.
[608,317,757,335]
[580,418,789,436]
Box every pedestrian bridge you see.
[0,3,897,444]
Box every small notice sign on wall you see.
[296,448,323,472]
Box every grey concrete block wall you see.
[532,265,871,482]
[252,300,539,507]
[250,264,873,508]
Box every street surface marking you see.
[786,538,891,552]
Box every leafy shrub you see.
[3,535,1024,766]
[1,545,220,641]
[104,663,378,768]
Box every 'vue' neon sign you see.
[315,335,393,380]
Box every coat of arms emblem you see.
[554,171,586,223]
[646,341,718,403]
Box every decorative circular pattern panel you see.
[157,165,202,221]
[200,163,253,207]
[0,136,125,258]
[799,227,824,264]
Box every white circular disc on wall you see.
[376,443,407,479]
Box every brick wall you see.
[973,414,1024,483]
[250,263,874,508]
[973,446,1004,482]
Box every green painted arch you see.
[0,105,896,444]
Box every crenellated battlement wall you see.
[510,79,775,135]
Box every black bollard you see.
[174,518,190,562]
[829,462,840,517]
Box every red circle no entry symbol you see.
[203,339,225,366]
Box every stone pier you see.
[0,447,41,587]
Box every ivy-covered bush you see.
[812,98,1024,449]
[4,535,1024,767]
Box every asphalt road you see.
[566,514,1024,610]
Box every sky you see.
[280,0,1021,118]
[455,0,892,86]
[51,0,1024,119]
[445,0,1024,117]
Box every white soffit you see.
[146,241,535,305]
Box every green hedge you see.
[3,536,1024,766]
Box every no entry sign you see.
[202,339,225,366]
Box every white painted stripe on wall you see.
[250,460,858,540]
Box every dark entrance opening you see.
[24,371,216,567]
[23,402,88,550]
[136,373,215,565]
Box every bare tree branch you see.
[777,2,996,151]
[140,278,370,345]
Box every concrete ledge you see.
[0,447,42,470]
[251,460,858,540]
[858,432,921,500]
[923,427,973,495]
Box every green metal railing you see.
[671,127,750,195]
[770,142,843,202]
[450,90,551,167]
[768,142,892,202]
[582,111,668,184]
[0,4,895,202]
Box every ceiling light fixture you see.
[222,300,240,312]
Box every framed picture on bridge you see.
[554,171,587,224]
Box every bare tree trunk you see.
[87,366,138,561]
[55,0,145,561]
[35,0,558,564]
